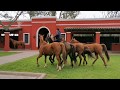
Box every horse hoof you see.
[44,64,47,67]
[105,65,107,68]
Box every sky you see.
[0,11,105,20]
[76,11,104,18]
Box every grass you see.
[0,52,20,57]
[0,54,119,79]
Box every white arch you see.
[36,26,51,47]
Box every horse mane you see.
[46,34,54,43]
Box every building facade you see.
[0,16,120,51]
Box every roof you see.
[0,27,22,32]
[64,27,120,33]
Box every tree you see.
[26,11,80,19]
[59,11,80,19]
[102,11,120,18]
[0,11,23,50]
[0,11,23,31]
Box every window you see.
[23,33,30,45]
[61,33,66,40]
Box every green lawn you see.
[0,52,19,57]
[0,54,119,79]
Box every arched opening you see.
[37,27,50,48]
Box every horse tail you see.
[101,44,110,61]
[70,44,77,64]
[60,43,67,64]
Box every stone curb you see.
[0,71,46,79]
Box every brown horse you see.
[37,34,67,71]
[46,35,77,67]
[70,40,94,66]
[10,38,25,49]
[70,38,110,67]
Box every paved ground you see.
[0,50,39,65]
[0,50,47,79]
[0,71,46,79]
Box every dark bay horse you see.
[70,38,110,67]
[10,38,25,49]
[46,34,77,67]
[37,35,67,71]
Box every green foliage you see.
[0,55,119,79]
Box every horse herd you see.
[37,34,110,71]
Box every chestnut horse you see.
[37,35,66,71]
[10,38,25,49]
[70,38,110,67]
[46,34,77,67]
[70,40,94,66]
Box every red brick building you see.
[0,16,120,51]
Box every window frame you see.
[23,33,30,45]
[61,33,66,40]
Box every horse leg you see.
[60,55,64,68]
[56,55,62,71]
[22,44,25,49]
[14,44,16,49]
[36,54,42,67]
[78,53,82,66]
[49,55,54,65]
[44,55,47,67]
[69,54,74,68]
[82,53,87,66]
[92,53,98,66]
[99,53,107,67]
[52,54,55,63]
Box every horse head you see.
[70,38,79,43]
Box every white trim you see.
[66,32,71,33]
[0,24,34,27]
[56,23,120,26]
[4,32,10,33]
[14,25,32,26]
[32,21,56,23]
[1,20,31,22]
[96,32,100,33]
[23,33,30,45]
[36,26,51,47]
